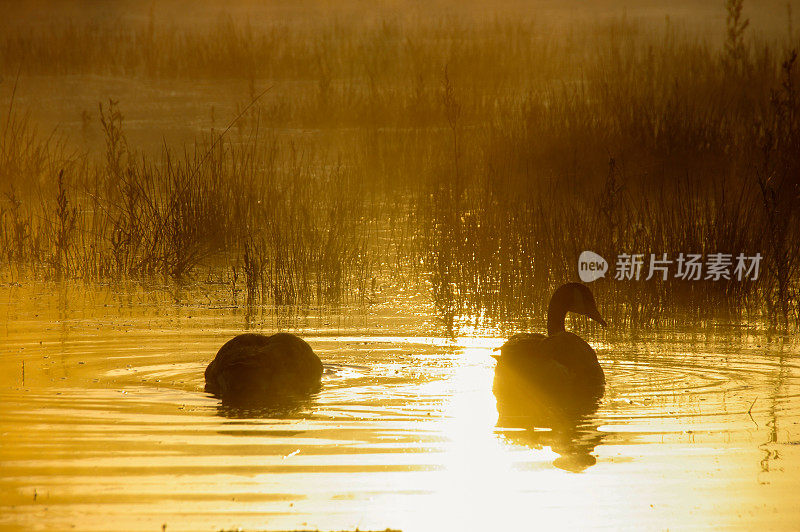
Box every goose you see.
[205,333,323,404]
[492,283,607,415]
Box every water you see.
[1,283,799,531]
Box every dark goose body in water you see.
[205,333,323,405]
[493,283,607,421]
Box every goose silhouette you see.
[205,333,322,406]
[492,283,607,420]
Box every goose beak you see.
[587,309,607,327]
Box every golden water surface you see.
[1,283,799,531]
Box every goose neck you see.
[547,296,568,336]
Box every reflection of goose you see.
[499,413,605,473]
[205,333,322,406]
[492,283,606,410]
[492,283,607,470]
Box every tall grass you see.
[0,99,372,306]
[416,2,800,327]
[1,2,799,325]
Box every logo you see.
[578,251,608,282]
[577,251,762,282]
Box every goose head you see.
[548,283,607,335]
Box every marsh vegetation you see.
[1,0,798,327]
